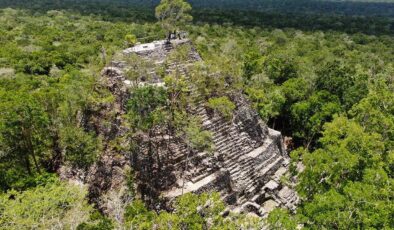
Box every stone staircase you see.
[108,39,299,216]
[163,95,297,214]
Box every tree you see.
[183,117,213,153]
[59,126,101,169]
[190,62,227,100]
[155,0,193,41]
[264,55,298,85]
[243,51,264,81]
[350,85,394,149]
[0,180,94,229]
[124,54,151,89]
[290,91,342,148]
[127,86,168,132]
[246,86,286,124]
[177,116,214,195]
[77,211,114,230]
[315,60,367,110]
[126,86,170,199]
[164,44,190,126]
[0,90,49,175]
[124,200,157,229]
[294,116,393,229]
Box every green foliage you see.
[0,3,393,229]
[246,86,286,122]
[264,55,298,85]
[207,96,236,120]
[267,208,299,230]
[299,116,385,196]
[124,193,262,229]
[59,126,102,169]
[281,78,310,104]
[0,180,94,229]
[294,116,394,229]
[125,34,137,47]
[0,59,109,192]
[350,85,394,149]
[155,0,193,34]
[77,211,115,230]
[316,60,367,110]
[124,200,157,229]
[0,89,49,175]
[124,54,151,88]
[172,192,226,229]
[0,171,57,192]
[290,91,342,148]
[183,118,214,153]
[127,86,169,132]
[190,62,226,99]
[243,51,264,81]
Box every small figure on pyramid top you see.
[155,0,192,42]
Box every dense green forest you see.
[5,0,394,16]
[1,0,393,35]
[0,0,393,229]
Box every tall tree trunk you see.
[21,127,37,174]
[30,147,41,174]
[24,154,32,175]
[147,129,156,205]
[272,118,276,130]
[305,132,317,150]
[50,132,62,172]
[25,128,41,174]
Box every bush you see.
[207,96,236,120]
[125,34,137,47]
[60,126,102,169]
[77,211,114,230]
[0,180,93,229]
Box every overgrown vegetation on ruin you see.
[0,0,393,229]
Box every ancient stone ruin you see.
[77,39,298,219]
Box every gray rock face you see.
[85,39,298,217]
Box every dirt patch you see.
[0,68,15,76]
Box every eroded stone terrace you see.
[102,39,299,217]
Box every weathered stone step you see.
[211,125,233,135]
[214,139,234,149]
[163,173,217,198]
[245,184,259,197]
[213,134,231,144]
[223,150,240,163]
[215,134,247,148]
[216,143,237,154]
[229,166,240,175]
[253,154,278,172]
[205,118,230,128]
[224,164,237,173]
[171,148,188,163]
[240,161,278,186]
[260,157,284,178]
[212,126,237,138]
[213,135,237,147]
[191,169,214,184]
[237,196,247,206]
[231,161,254,179]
